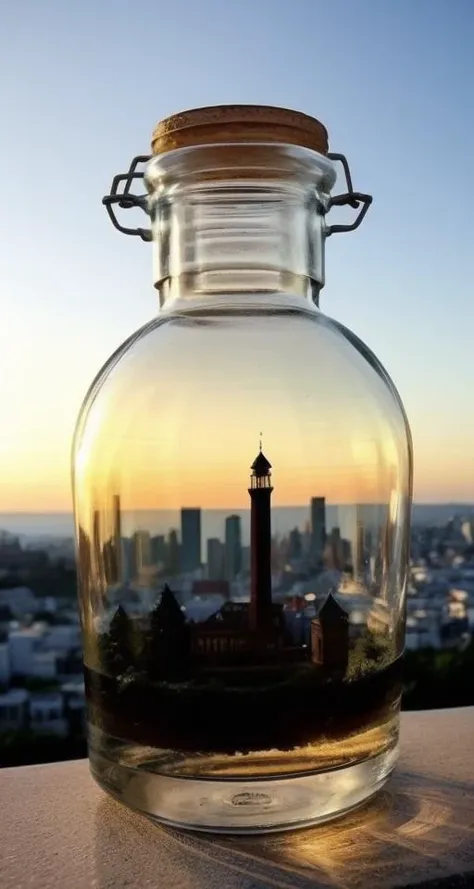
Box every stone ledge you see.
[2,708,474,889]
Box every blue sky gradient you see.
[0,0,473,508]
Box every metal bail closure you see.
[326,153,373,235]
[102,151,372,241]
[102,155,152,242]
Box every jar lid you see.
[151,105,329,156]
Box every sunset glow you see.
[1,3,473,515]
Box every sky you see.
[0,0,473,512]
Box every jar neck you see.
[145,145,336,310]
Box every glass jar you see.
[72,105,412,833]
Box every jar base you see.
[89,728,398,834]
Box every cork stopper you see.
[151,105,329,156]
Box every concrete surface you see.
[1,708,474,889]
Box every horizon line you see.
[1,501,474,516]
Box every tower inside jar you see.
[84,442,403,774]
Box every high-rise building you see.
[248,450,273,632]
[241,545,251,573]
[120,537,133,583]
[310,497,326,567]
[225,515,242,581]
[324,526,350,571]
[112,494,122,580]
[131,530,151,579]
[180,508,202,574]
[323,527,336,570]
[166,529,180,575]
[150,535,166,566]
[92,509,105,590]
[302,520,312,557]
[288,527,302,560]
[207,538,225,580]
[353,515,367,580]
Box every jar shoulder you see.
[74,302,411,456]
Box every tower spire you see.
[259,431,263,452]
[248,444,273,633]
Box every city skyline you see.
[1,2,474,511]
[78,442,399,782]
[2,500,473,551]
[78,452,394,597]
[89,448,359,682]
[1,486,472,770]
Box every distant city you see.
[1,502,473,543]
[1,475,474,749]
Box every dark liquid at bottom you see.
[85,657,402,761]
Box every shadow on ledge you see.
[93,768,474,889]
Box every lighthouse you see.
[248,444,273,633]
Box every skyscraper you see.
[241,545,251,573]
[354,515,367,580]
[207,538,225,580]
[325,527,344,571]
[225,515,242,582]
[288,527,302,560]
[112,494,122,580]
[310,497,326,567]
[131,530,151,579]
[180,508,202,574]
[120,537,133,583]
[150,535,166,566]
[166,529,180,575]
[92,509,105,590]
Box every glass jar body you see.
[73,289,412,832]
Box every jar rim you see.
[151,105,329,157]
